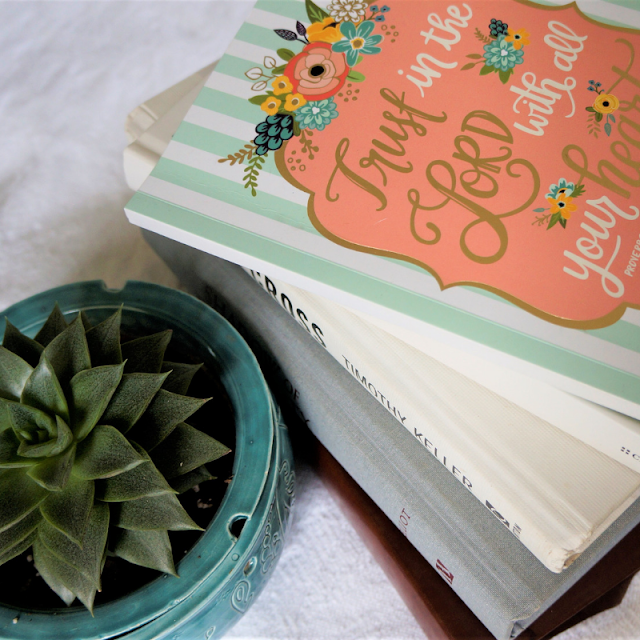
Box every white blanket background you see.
[1,2,639,638]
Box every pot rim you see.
[0,280,274,639]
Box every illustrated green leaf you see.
[44,317,91,391]
[461,63,477,71]
[34,304,68,347]
[169,465,215,494]
[571,183,586,198]
[101,372,168,434]
[0,509,40,559]
[85,308,123,367]
[111,492,202,532]
[27,445,76,492]
[126,390,209,451]
[121,330,172,374]
[38,502,109,590]
[533,208,546,213]
[466,53,483,59]
[0,346,33,401]
[248,94,270,105]
[151,423,230,480]
[96,458,176,502]
[346,70,365,82]
[305,0,329,23]
[69,363,124,440]
[293,120,301,136]
[479,64,495,76]
[110,528,177,576]
[74,425,145,480]
[560,216,568,228]
[586,106,596,112]
[271,64,287,76]
[160,362,200,395]
[21,354,69,423]
[0,428,35,468]
[609,114,616,123]
[39,475,94,545]
[34,538,97,611]
[499,68,512,84]
[2,319,43,367]
[604,121,612,136]
[0,530,37,566]
[0,468,47,534]
[276,47,296,62]
[595,111,604,122]
[547,212,561,229]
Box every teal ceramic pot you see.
[0,281,295,639]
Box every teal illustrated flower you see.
[483,35,524,71]
[254,114,294,155]
[332,21,383,67]
[294,98,339,131]
[545,178,575,200]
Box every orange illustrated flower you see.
[307,17,342,43]
[593,93,620,114]
[284,42,349,101]
[547,192,577,219]
[261,97,282,116]
[284,93,307,111]
[505,28,530,50]
[272,75,293,96]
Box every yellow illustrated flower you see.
[272,75,293,95]
[307,17,343,43]
[284,93,307,111]
[261,96,282,116]
[505,28,530,50]
[547,192,577,219]
[593,93,620,114]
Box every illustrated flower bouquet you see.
[219,0,388,196]
[462,18,530,84]
[532,178,586,230]
[586,79,619,138]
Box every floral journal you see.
[126,0,640,418]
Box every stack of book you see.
[123,1,640,636]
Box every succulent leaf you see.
[0,429,35,468]
[34,304,68,347]
[34,538,96,612]
[127,391,209,451]
[69,363,124,440]
[170,465,215,494]
[21,355,69,423]
[44,317,91,391]
[0,346,33,401]
[6,401,57,445]
[2,319,44,367]
[112,492,202,532]
[79,312,93,332]
[96,458,176,502]
[85,309,123,366]
[0,509,40,558]
[27,444,76,491]
[152,423,230,480]
[0,529,37,566]
[160,361,202,395]
[38,503,109,590]
[74,425,145,480]
[110,528,177,576]
[121,331,172,374]
[0,468,47,534]
[100,372,168,434]
[39,475,95,545]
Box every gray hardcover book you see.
[144,230,640,640]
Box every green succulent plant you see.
[0,304,231,612]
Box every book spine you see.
[243,269,577,574]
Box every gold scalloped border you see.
[274,1,640,330]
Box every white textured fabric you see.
[0,2,638,639]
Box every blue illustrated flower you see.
[380,5,390,12]
[294,98,339,131]
[375,14,385,21]
[370,4,379,11]
[332,20,383,67]
[545,178,575,200]
[483,35,524,71]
